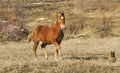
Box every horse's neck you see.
[53,21,61,30]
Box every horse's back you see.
[33,25,52,42]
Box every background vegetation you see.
[0,0,120,41]
[0,0,120,73]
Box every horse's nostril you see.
[61,25,65,29]
[63,26,66,29]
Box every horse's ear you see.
[113,51,115,54]
[111,51,113,54]
[62,10,64,15]
[56,12,58,18]
[56,12,61,18]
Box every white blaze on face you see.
[61,16,63,19]
[60,16,65,29]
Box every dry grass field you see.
[1,0,120,73]
[0,37,120,73]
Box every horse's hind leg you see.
[41,43,48,60]
[33,41,39,61]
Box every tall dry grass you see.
[1,37,120,73]
[64,0,120,39]
[0,0,120,40]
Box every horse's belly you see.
[40,38,52,44]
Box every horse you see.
[27,11,65,61]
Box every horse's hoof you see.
[59,56,63,60]
[54,57,59,61]
[34,58,37,62]
[45,57,48,60]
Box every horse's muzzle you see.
[60,25,66,30]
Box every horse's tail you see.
[27,31,34,43]
[27,27,37,43]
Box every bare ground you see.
[0,37,120,73]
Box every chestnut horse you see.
[27,11,65,61]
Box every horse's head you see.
[56,11,65,30]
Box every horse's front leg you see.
[42,48,48,59]
[52,40,62,60]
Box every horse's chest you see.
[56,30,64,43]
